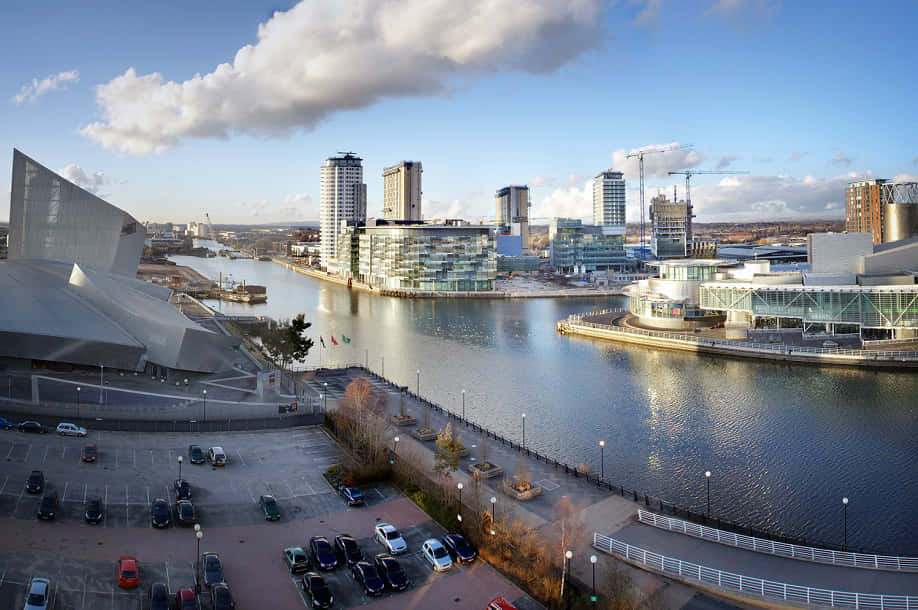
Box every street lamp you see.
[177,456,183,480]
[561,549,573,599]
[194,525,203,593]
[76,386,81,421]
[705,471,711,517]
[457,482,463,520]
[393,436,400,453]
[461,389,466,420]
[323,382,328,410]
[590,554,598,603]
[202,389,207,423]
[521,413,526,450]
[842,497,849,550]
[598,440,605,481]
[490,496,497,523]
[416,369,420,395]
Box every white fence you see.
[593,533,918,609]
[637,510,918,573]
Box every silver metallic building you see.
[0,149,238,373]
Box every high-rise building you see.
[592,169,626,234]
[549,218,627,274]
[846,179,918,244]
[649,192,692,259]
[382,161,422,221]
[320,153,366,270]
[495,185,530,251]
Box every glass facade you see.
[656,261,724,281]
[549,219,627,274]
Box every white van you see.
[56,423,87,437]
[207,446,227,466]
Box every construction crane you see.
[626,144,692,256]
[204,212,216,240]
[666,169,750,213]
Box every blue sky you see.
[2,0,916,225]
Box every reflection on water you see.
[172,254,918,554]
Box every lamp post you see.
[598,440,605,481]
[521,413,526,450]
[194,525,203,593]
[461,389,466,420]
[590,554,598,603]
[416,369,420,395]
[842,497,849,550]
[76,386,81,421]
[99,363,104,404]
[561,549,573,599]
[393,436,400,453]
[381,356,384,377]
[490,496,497,523]
[202,389,207,423]
[177,456,183,480]
[457,482,463,521]
[323,382,328,410]
[705,471,711,517]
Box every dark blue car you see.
[0,416,13,430]
[338,485,364,506]
[442,533,477,564]
[351,561,385,596]
[309,536,338,570]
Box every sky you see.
[1,0,917,226]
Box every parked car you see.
[201,552,223,588]
[421,538,453,572]
[0,416,13,430]
[173,478,192,500]
[37,490,57,520]
[175,500,196,526]
[259,494,280,521]
[337,485,364,506]
[283,545,310,573]
[175,588,200,610]
[80,443,97,462]
[210,583,235,610]
[84,496,104,524]
[149,582,170,610]
[374,553,409,591]
[18,420,46,434]
[26,470,44,494]
[56,422,87,437]
[188,444,205,464]
[374,522,407,554]
[117,556,139,589]
[302,572,334,608]
[309,536,338,570]
[334,534,362,566]
[23,576,51,610]
[442,532,477,564]
[151,498,171,528]
[350,561,385,597]
[488,598,518,610]
[207,446,227,466]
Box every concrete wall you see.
[857,239,918,275]
[807,233,873,274]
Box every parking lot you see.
[0,425,535,609]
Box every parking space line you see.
[60,446,66,459]
[42,445,49,464]
[285,481,295,499]
[63,481,70,502]
[13,486,24,514]
[104,484,109,506]
[165,562,171,592]
[246,484,256,503]
[4,443,12,459]
[114,449,119,469]
[150,450,154,466]
[82,483,87,504]
[146,486,150,506]
[23,443,33,462]
[0,475,7,496]
[235,448,247,466]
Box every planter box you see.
[391,415,417,427]
[469,463,503,479]
[411,428,437,441]
[503,481,542,501]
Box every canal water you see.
[172,252,918,555]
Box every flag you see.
[331,336,339,346]
[319,337,326,348]
[342,335,351,344]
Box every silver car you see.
[24,577,51,610]
[421,538,453,572]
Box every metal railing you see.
[637,510,918,573]
[593,533,918,609]
[559,314,918,361]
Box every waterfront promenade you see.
[304,367,918,608]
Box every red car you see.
[488,598,517,610]
[81,443,97,462]
[118,556,139,588]
[175,588,200,610]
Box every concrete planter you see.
[411,428,437,441]
[469,462,503,479]
[391,415,417,427]
[503,480,542,501]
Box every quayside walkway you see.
[305,366,918,608]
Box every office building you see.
[1,149,238,374]
[649,192,692,258]
[334,219,496,291]
[845,179,918,244]
[320,153,367,270]
[495,186,530,251]
[382,161,422,221]
[549,218,627,274]
[592,170,626,233]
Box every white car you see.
[24,577,51,609]
[374,522,407,555]
[207,446,227,466]
[421,538,453,572]
[56,423,87,437]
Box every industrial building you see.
[549,218,628,275]
[649,192,693,258]
[592,169,626,234]
[382,161,422,221]
[845,179,918,244]
[320,153,367,270]
[0,149,239,375]
[495,185,531,252]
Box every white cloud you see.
[705,0,779,31]
[57,163,111,195]
[530,175,554,188]
[610,142,702,179]
[716,155,739,169]
[283,192,312,206]
[892,173,918,183]
[633,0,663,27]
[532,180,592,220]
[81,0,607,155]
[831,152,853,167]
[424,198,470,219]
[12,70,79,104]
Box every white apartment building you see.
[592,169,626,234]
[320,153,367,270]
[382,161,422,221]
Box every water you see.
[171,251,918,555]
